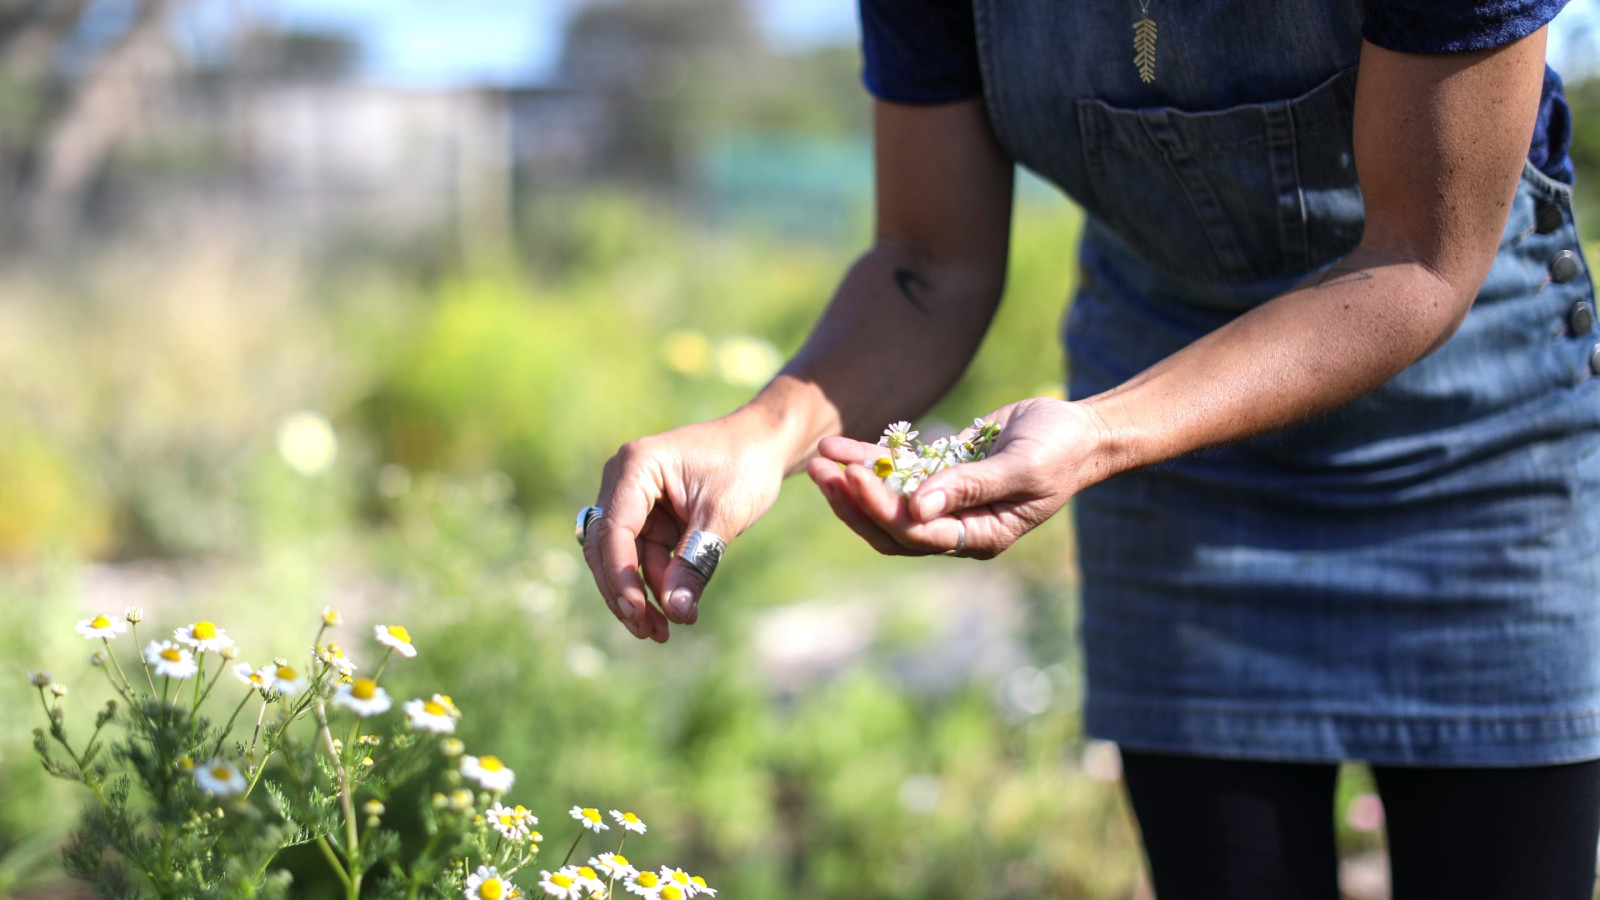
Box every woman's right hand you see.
[581,415,787,642]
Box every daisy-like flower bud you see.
[219,645,239,660]
[28,670,51,687]
[441,737,465,757]
[321,607,342,627]
[89,651,107,667]
[124,606,144,624]
[50,683,68,697]
[449,788,475,812]
[364,799,386,818]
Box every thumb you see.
[910,449,1032,523]
[660,514,735,625]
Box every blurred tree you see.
[1,0,176,247]
[556,0,762,181]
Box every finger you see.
[807,458,915,556]
[909,446,1036,523]
[658,509,739,627]
[642,602,671,643]
[593,470,657,627]
[818,435,886,465]
[637,540,674,639]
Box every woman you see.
[581,1,1599,895]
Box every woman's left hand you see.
[807,397,1109,558]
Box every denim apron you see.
[972,1,1600,764]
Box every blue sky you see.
[181,0,1597,87]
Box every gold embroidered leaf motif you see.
[1133,14,1157,84]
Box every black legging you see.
[1120,750,1600,900]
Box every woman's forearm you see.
[1081,244,1480,481]
[734,237,1008,476]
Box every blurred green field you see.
[4,83,1598,898]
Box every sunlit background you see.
[1,2,1597,897]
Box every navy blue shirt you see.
[860,0,1573,182]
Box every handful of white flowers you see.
[870,418,1002,497]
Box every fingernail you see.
[616,598,638,623]
[918,491,948,521]
[666,588,695,623]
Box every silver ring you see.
[677,530,727,582]
[575,505,603,546]
[943,517,966,557]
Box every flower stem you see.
[213,689,256,759]
[560,830,585,868]
[101,637,135,696]
[131,623,159,695]
[372,647,395,683]
[316,699,363,900]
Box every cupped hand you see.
[807,398,1107,558]
[583,418,785,642]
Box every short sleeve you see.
[1362,0,1570,54]
[859,0,982,105]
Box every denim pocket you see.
[1077,67,1364,284]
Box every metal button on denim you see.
[1535,199,1564,235]
[1551,250,1582,285]
[1589,344,1600,376]
[1571,302,1596,335]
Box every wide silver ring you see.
[575,505,604,546]
[677,530,727,582]
[942,517,966,557]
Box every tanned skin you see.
[582,32,1550,639]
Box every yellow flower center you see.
[161,648,182,662]
[193,621,217,640]
[424,700,447,716]
[691,876,707,888]
[480,877,503,900]
[582,807,600,822]
[479,755,504,772]
[249,673,264,686]
[873,457,894,478]
[635,872,659,888]
[210,765,233,780]
[276,665,297,681]
[91,615,111,629]
[672,872,690,886]
[661,887,684,900]
[577,867,598,880]
[612,854,628,866]
[622,812,640,823]
[551,874,574,888]
[499,814,514,826]
[386,625,412,644]
[351,678,378,700]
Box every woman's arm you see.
[816,29,1552,556]
[582,98,1013,639]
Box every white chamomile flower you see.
[322,643,358,677]
[461,754,515,792]
[144,641,199,679]
[173,621,235,654]
[268,662,308,696]
[194,759,247,797]
[625,870,662,897]
[75,614,127,640]
[610,809,647,834]
[28,670,51,687]
[466,864,523,900]
[658,868,696,898]
[570,866,606,894]
[123,606,144,624]
[321,606,342,626]
[878,420,918,448]
[591,853,638,880]
[374,624,417,658]
[403,694,459,733]
[538,868,586,900]
[486,802,534,841]
[332,677,392,717]
[569,806,609,833]
[688,876,715,897]
[233,663,270,691]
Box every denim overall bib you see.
[971,1,1600,764]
